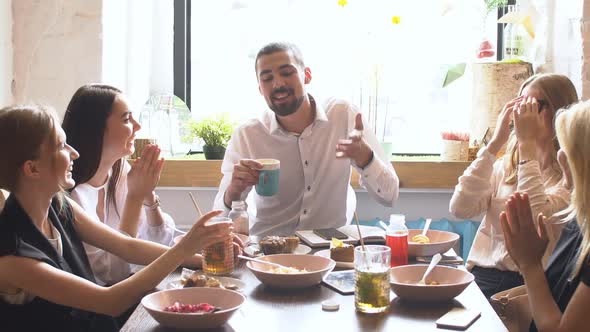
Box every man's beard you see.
[268,88,304,117]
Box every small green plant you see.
[185,113,235,147]
[484,0,508,16]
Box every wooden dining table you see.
[121,254,507,332]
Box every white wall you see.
[0,0,13,106]
[11,0,102,117]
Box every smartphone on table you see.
[436,307,480,330]
[313,228,348,240]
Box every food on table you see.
[410,234,430,244]
[408,279,440,286]
[259,236,300,255]
[223,282,240,291]
[329,238,354,262]
[181,273,221,288]
[163,302,220,314]
[268,266,307,274]
[284,236,300,253]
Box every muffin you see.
[259,236,287,255]
[259,236,300,254]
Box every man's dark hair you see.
[254,42,305,72]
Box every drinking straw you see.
[353,211,366,251]
[188,192,204,217]
[353,211,371,269]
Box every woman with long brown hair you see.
[0,105,231,331]
[450,74,579,298]
[62,84,178,285]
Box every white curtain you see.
[529,0,584,95]
[102,0,174,112]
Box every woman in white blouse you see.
[449,74,578,298]
[62,84,178,285]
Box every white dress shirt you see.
[213,96,399,236]
[450,147,570,271]
[70,161,176,285]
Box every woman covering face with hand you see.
[501,100,590,332]
[0,105,232,331]
[449,74,578,298]
[62,84,179,285]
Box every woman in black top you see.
[501,100,590,332]
[0,105,233,331]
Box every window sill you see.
[157,160,469,189]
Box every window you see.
[187,0,499,154]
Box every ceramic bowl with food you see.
[407,229,460,257]
[141,287,245,329]
[246,254,335,289]
[389,265,474,302]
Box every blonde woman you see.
[450,74,578,298]
[501,100,590,332]
[0,105,232,331]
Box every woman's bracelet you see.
[143,194,161,210]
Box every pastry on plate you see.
[259,236,300,254]
[329,238,354,262]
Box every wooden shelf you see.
[157,160,469,189]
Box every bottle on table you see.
[228,200,249,235]
[385,214,408,267]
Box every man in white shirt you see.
[213,42,399,236]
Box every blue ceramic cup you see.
[255,159,280,196]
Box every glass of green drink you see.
[354,245,391,313]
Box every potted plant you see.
[186,113,235,160]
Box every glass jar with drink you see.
[202,217,234,275]
[385,214,408,267]
[354,245,391,313]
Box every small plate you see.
[243,244,312,257]
[166,276,246,292]
[314,249,354,269]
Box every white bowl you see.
[389,265,474,302]
[247,254,335,289]
[141,287,245,329]
[407,229,460,257]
